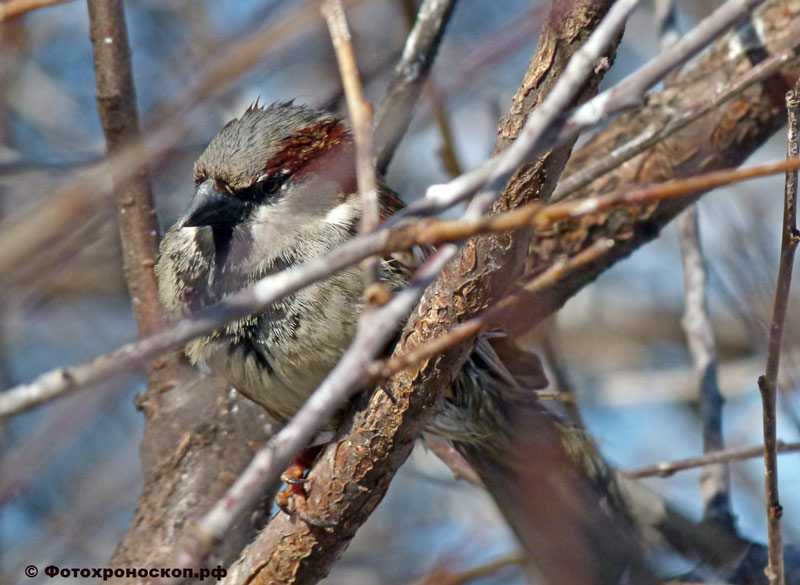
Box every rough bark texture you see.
[224,1,618,583]
[524,1,800,326]
[110,359,275,578]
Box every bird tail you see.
[448,336,747,584]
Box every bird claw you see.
[274,446,333,528]
[275,479,334,528]
[280,473,308,485]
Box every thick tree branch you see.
[87,0,164,337]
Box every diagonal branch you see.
[372,0,457,174]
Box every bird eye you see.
[256,175,282,196]
[234,173,285,202]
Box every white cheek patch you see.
[324,199,358,228]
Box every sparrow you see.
[154,102,734,583]
[155,102,545,449]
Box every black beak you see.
[179,179,249,228]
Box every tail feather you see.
[447,336,748,584]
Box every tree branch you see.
[756,78,800,585]
[627,440,800,479]
[87,0,164,337]
[0,0,73,21]
[372,0,457,174]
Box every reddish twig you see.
[626,440,800,479]
[423,438,483,487]
[757,81,800,585]
[407,552,525,585]
[369,239,614,379]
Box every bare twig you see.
[537,325,585,425]
[372,0,457,174]
[0,0,73,20]
[627,440,800,479]
[561,0,766,136]
[678,206,732,524]
[322,0,382,292]
[665,0,730,525]
[87,0,164,338]
[398,0,462,177]
[757,82,800,585]
[407,553,525,585]
[423,438,483,487]
[664,0,733,513]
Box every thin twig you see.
[757,81,800,585]
[372,0,457,174]
[678,206,732,524]
[0,0,73,20]
[407,553,526,585]
[626,440,800,479]
[398,0,462,177]
[322,0,382,292]
[423,438,483,487]
[538,326,584,425]
[87,0,165,338]
[665,0,730,524]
